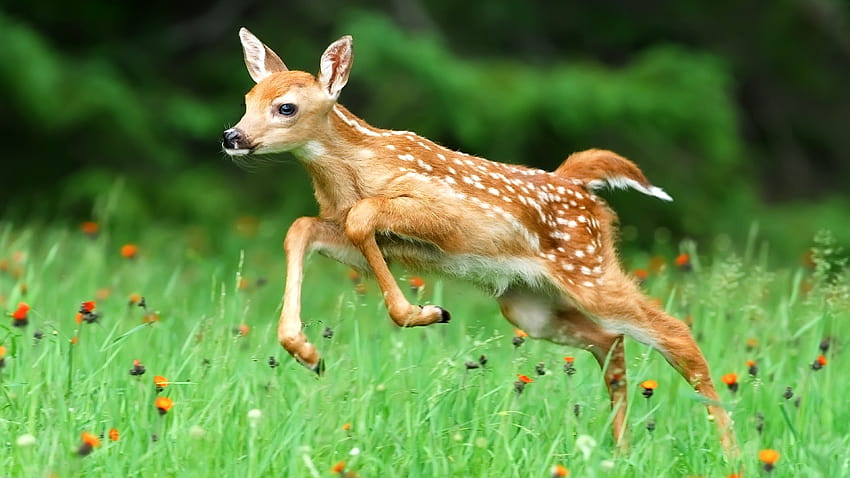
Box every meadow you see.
[1,212,847,477]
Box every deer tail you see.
[553,149,672,201]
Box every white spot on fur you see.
[333,106,381,137]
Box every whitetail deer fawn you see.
[222,28,736,453]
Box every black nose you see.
[222,128,243,149]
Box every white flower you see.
[575,434,597,461]
[16,434,36,447]
[349,447,360,456]
[600,459,615,471]
[247,408,263,427]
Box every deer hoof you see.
[299,357,325,375]
[438,306,451,323]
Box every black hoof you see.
[301,358,325,375]
[418,305,452,323]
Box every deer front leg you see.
[279,217,350,373]
[344,197,451,327]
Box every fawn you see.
[222,28,736,453]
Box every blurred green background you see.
[2,2,848,261]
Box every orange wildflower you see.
[409,276,425,290]
[120,244,138,259]
[551,464,569,477]
[641,379,657,398]
[0,344,6,358]
[143,313,160,324]
[128,292,142,306]
[153,375,168,390]
[675,252,691,269]
[746,337,758,350]
[12,302,30,320]
[81,301,96,313]
[96,288,111,300]
[12,302,29,327]
[563,356,576,375]
[722,373,739,393]
[517,374,533,384]
[759,448,780,471]
[81,431,101,448]
[108,428,120,441]
[747,359,759,376]
[514,329,528,338]
[633,268,649,280]
[155,396,174,414]
[80,221,99,236]
[812,354,827,370]
[341,422,352,431]
[237,324,250,336]
[70,336,79,345]
[331,461,346,473]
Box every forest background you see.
[2,1,849,261]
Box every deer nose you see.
[222,128,244,150]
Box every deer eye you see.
[278,103,297,116]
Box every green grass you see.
[0,218,848,477]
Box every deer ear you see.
[318,35,353,100]
[239,27,288,83]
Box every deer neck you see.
[290,104,391,220]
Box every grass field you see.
[1,215,847,477]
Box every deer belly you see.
[380,238,548,294]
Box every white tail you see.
[222,29,736,455]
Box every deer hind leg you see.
[571,274,738,455]
[280,217,353,373]
[497,288,629,447]
[344,197,450,327]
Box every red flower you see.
[11,302,29,327]
[675,253,691,269]
[80,221,100,236]
[108,428,120,441]
[81,301,96,313]
[812,354,827,370]
[120,244,138,259]
[722,373,739,393]
[12,302,30,319]
[409,276,425,290]
[517,374,533,384]
[331,461,346,473]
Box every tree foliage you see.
[1,3,848,256]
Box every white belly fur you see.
[311,240,548,296]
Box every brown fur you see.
[224,29,738,457]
